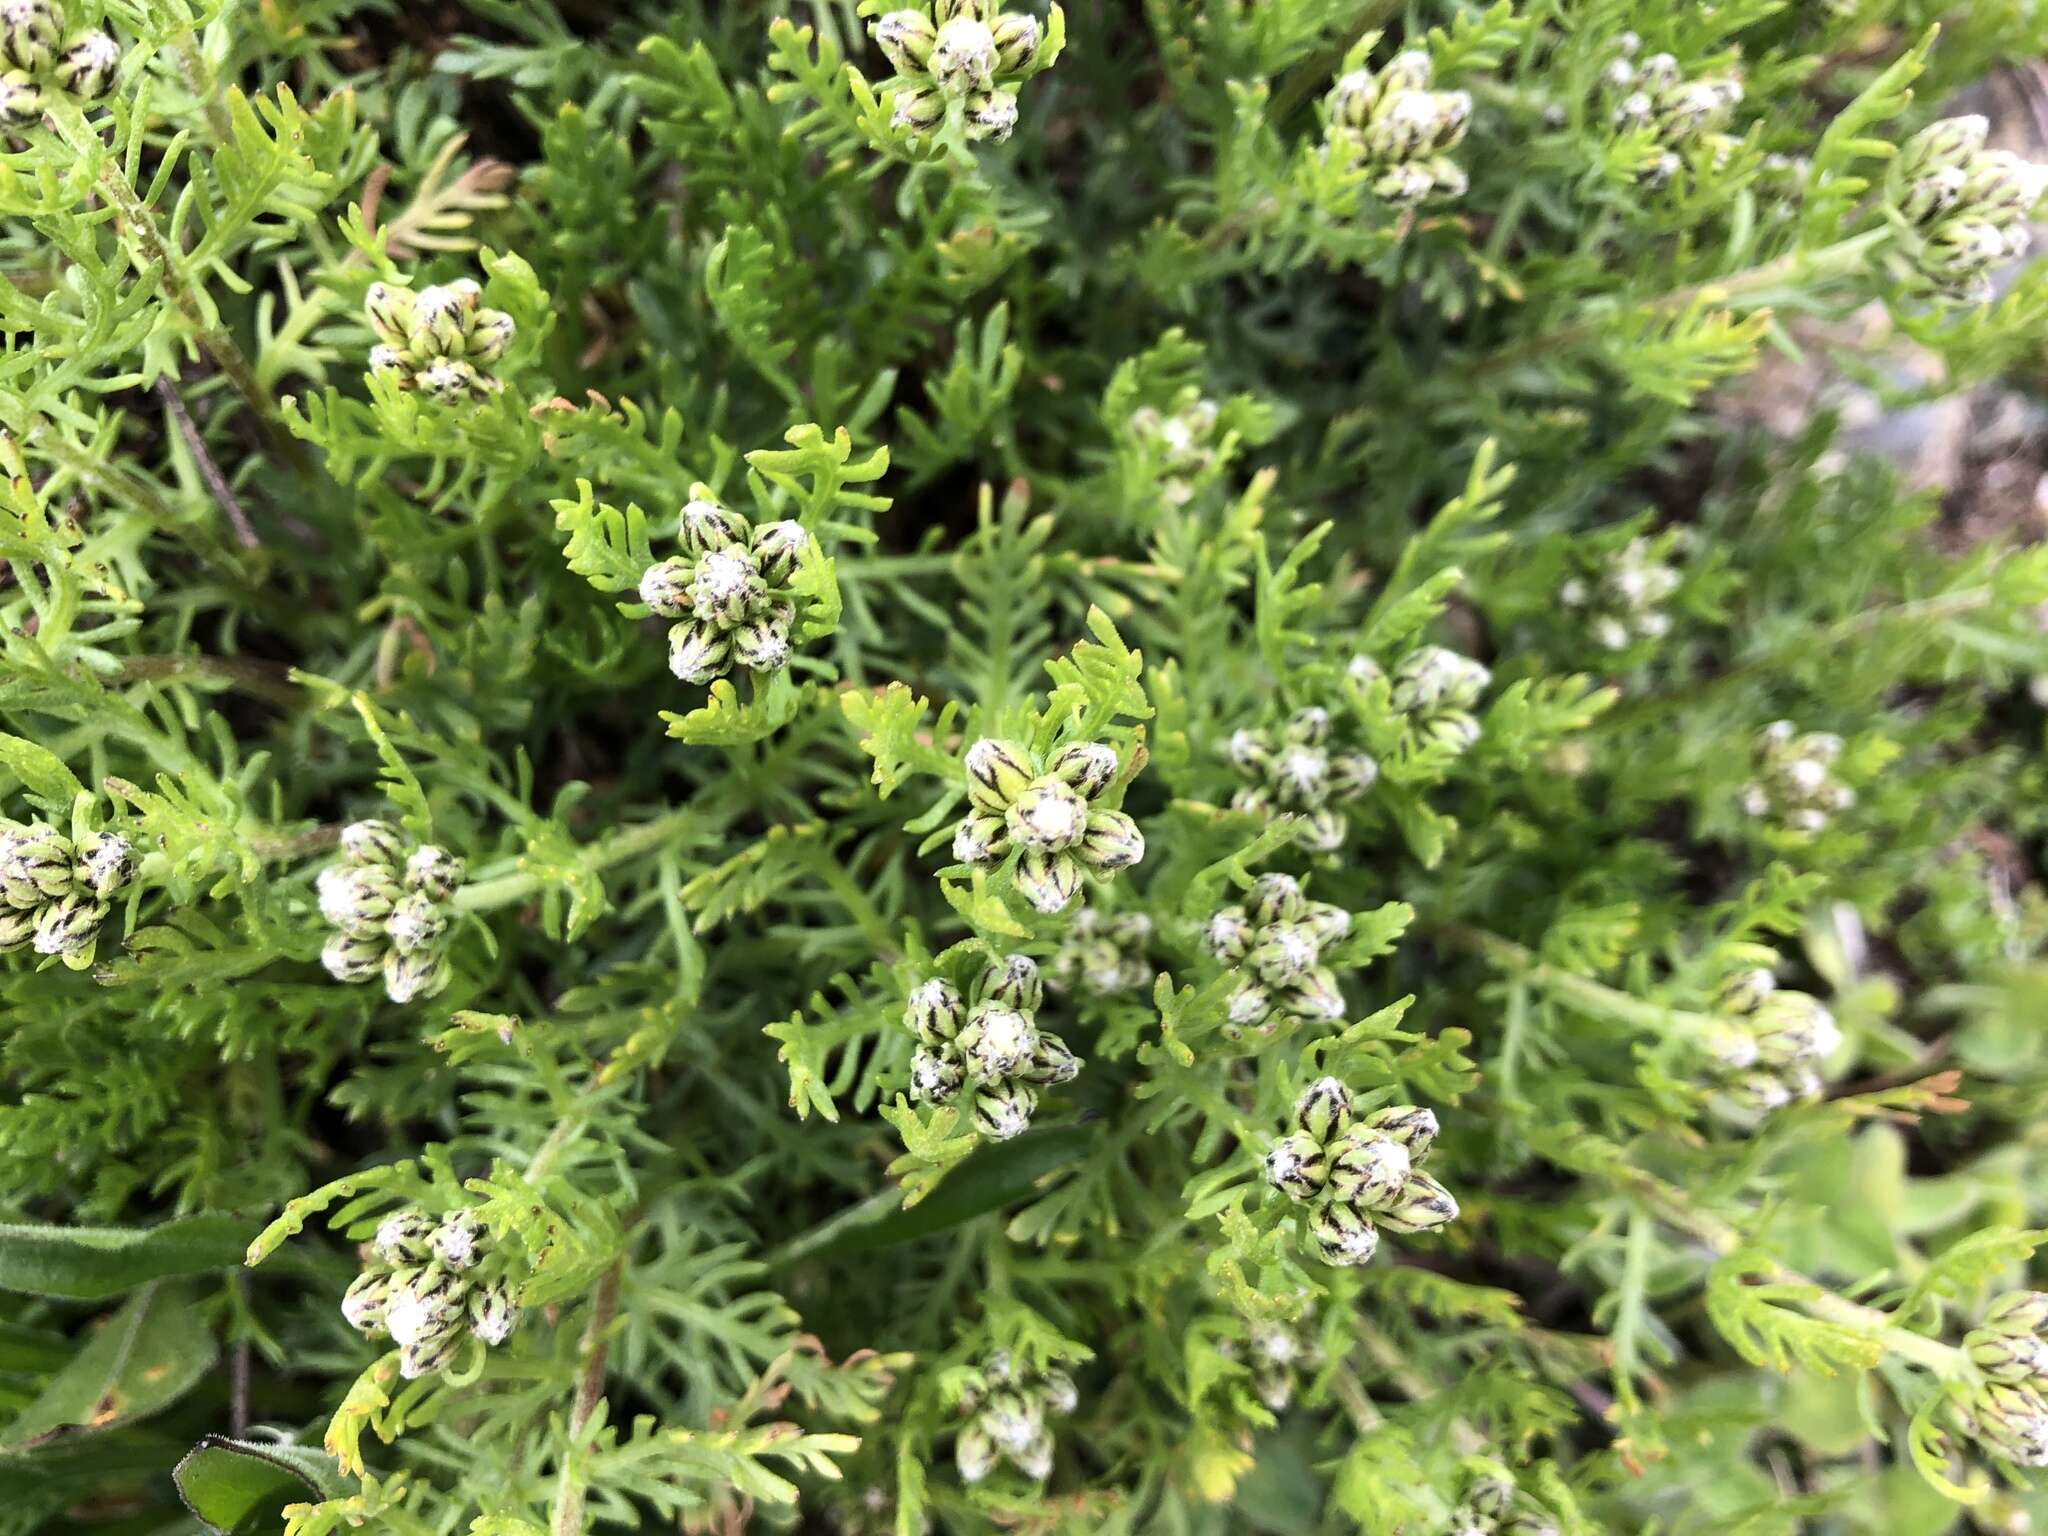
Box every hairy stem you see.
[550,1258,626,1536]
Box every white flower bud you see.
[678,488,748,556]
[638,557,694,617]
[1326,1128,1412,1208]
[965,738,1035,813]
[383,1264,467,1348]
[975,953,1042,1011]
[1020,1030,1080,1085]
[668,620,733,684]
[386,891,449,956]
[1264,1132,1328,1199]
[1204,907,1252,963]
[1248,874,1302,927]
[971,1079,1037,1139]
[1309,1200,1380,1266]
[373,1209,436,1261]
[1078,809,1144,873]
[322,930,387,984]
[341,1269,393,1334]
[955,1422,995,1483]
[908,978,967,1044]
[910,1044,965,1104]
[1047,741,1118,798]
[965,89,1018,142]
[319,862,401,936]
[33,893,108,958]
[341,819,405,867]
[1360,1103,1436,1160]
[468,1278,520,1345]
[892,84,944,133]
[0,68,44,126]
[1015,849,1082,914]
[0,0,59,72]
[1293,1077,1351,1142]
[429,1211,485,1270]
[930,16,995,95]
[76,832,134,898]
[418,357,481,403]
[963,1003,1037,1079]
[401,846,463,903]
[1373,1170,1459,1233]
[731,615,793,673]
[873,8,937,72]
[951,812,1008,866]
[1007,778,1089,851]
[0,907,37,950]
[749,519,806,585]
[990,12,1039,72]
[53,28,120,102]
[383,945,449,1005]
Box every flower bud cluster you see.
[953,737,1144,915]
[1362,643,1492,756]
[339,1206,521,1380]
[1263,1078,1457,1267]
[870,0,1054,144]
[640,487,808,685]
[1322,49,1474,206]
[1445,1466,1561,1536]
[954,1349,1077,1484]
[1955,1291,2048,1468]
[317,820,464,1005]
[363,276,517,403]
[1738,720,1852,833]
[1701,968,1838,1114]
[1884,116,2048,302]
[905,953,1080,1141]
[0,816,133,967]
[1227,707,1377,853]
[1048,907,1153,998]
[1127,395,1219,507]
[0,0,119,126]
[1236,1316,1317,1413]
[1558,534,1684,651]
[1203,874,1352,1032]
[1599,40,1744,188]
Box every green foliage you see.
[7,0,2048,1530]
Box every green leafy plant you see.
[8,1,2048,1532]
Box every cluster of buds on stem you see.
[954,1349,1077,1484]
[1264,1078,1457,1267]
[1322,49,1473,206]
[1600,39,1744,188]
[1558,534,1685,651]
[1446,1463,1562,1536]
[1955,1291,2048,1469]
[1885,115,2048,302]
[1700,967,1838,1115]
[1227,706,1376,853]
[953,737,1144,915]
[1048,906,1153,998]
[1127,395,1219,507]
[1364,644,1492,755]
[1228,1316,1318,1413]
[364,276,517,404]
[317,820,464,1005]
[0,0,119,125]
[1738,720,1852,834]
[1204,874,1351,1032]
[339,1206,521,1380]
[905,954,1079,1140]
[0,815,133,969]
[870,0,1057,144]
[640,487,808,685]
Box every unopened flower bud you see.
[404,845,463,901]
[732,615,793,672]
[76,832,134,898]
[429,1211,485,1271]
[1717,966,1776,1014]
[33,892,107,958]
[386,892,449,956]
[1293,1077,1352,1142]
[1360,1103,1437,1160]
[1282,968,1346,1021]
[364,282,414,345]
[1327,69,1377,129]
[965,738,1035,813]
[976,952,1042,1011]
[0,0,58,71]
[1750,992,1839,1067]
[341,1269,393,1334]
[1899,115,1990,184]
[321,930,386,984]
[689,547,765,626]
[873,8,937,73]
[408,285,469,356]
[749,519,806,585]
[908,978,966,1045]
[1009,779,1089,851]
[467,308,516,364]
[0,67,43,125]
[1021,1031,1080,1085]
[1226,980,1272,1028]
[468,1278,519,1345]
[638,557,694,618]
[1079,809,1144,872]
[1047,741,1117,797]
[1987,1292,2048,1336]
[892,84,943,133]
[318,862,400,936]
[1968,1327,2048,1386]
[1375,1170,1459,1233]
[965,88,1017,142]
[373,1209,436,1262]
[931,15,995,95]
[399,1328,464,1381]
[669,620,733,684]
[1205,907,1252,963]
[972,1078,1038,1139]
[1,823,74,906]
[383,945,450,1005]
[418,357,481,403]
[341,819,405,867]
[0,907,37,950]
[1249,874,1302,927]
[53,28,120,101]
[989,12,1038,72]
[1249,922,1319,987]
[678,489,747,555]
[1327,1127,1412,1207]
[910,1044,965,1104]
[955,1422,995,1483]
[1309,1199,1380,1266]
[1380,50,1432,93]
[963,1003,1037,1079]
[1264,1131,1329,1199]
[952,812,1007,866]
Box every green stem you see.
[550,1257,626,1536]
[118,654,303,708]
[452,805,699,915]
[1465,229,1890,384]
[1267,0,1404,122]
[1435,923,1721,1041]
[40,103,312,480]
